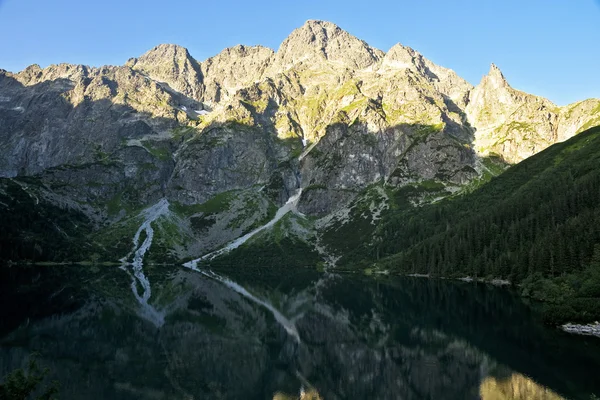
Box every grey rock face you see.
[201,45,274,105]
[0,62,200,225]
[1,62,204,171]
[298,113,476,216]
[126,44,205,102]
[167,122,288,205]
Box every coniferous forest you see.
[354,125,600,323]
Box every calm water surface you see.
[1,264,600,400]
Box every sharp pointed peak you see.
[489,62,502,72]
[380,43,425,72]
[488,63,506,78]
[389,42,413,50]
[483,62,509,88]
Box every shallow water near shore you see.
[1,264,600,400]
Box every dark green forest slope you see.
[352,125,600,323]
[0,178,95,262]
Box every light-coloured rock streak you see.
[183,190,305,341]
[122,198,170,327]
[185,266,301,342]
[184,189,303,267]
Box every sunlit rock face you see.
[200,44,275,105]
[269,20,384,73]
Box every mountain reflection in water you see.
[0,265,599,400]
[480,373,564,400]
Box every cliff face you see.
[0,20,598,262]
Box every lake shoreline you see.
[8,261,600,339]
[392,272,600,339]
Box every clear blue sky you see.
[0,0,598,105]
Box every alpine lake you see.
[1,262,600,400]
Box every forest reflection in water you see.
[0,264,599,399]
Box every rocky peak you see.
[11,63,93,88]
[379,43,472,107]
[21,63,43,75]
[467,63,513,113]
[465,63,565,163]
[126,43,204,101]
[380,43,442,84]
[200,45,274,104]
[129,44,192,65]
[11,64,42,85]
[271,20,384,72]
[213,44,273,58]
[483,63,509,90]
[381,43,423,71]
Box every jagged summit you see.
[202,43,274,65]
[380,43,435,78]
[271,19,384,71]
[126,43,204,100]
[381,43,420,70]
[483,63,509,89]
[127,44,197,71]
[463,61,594,163]
[218,44,273,55]
[200,44,274,104]
[302,19,340,30]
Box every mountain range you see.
[1,20,600,324]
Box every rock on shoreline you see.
[562,323,600,338]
